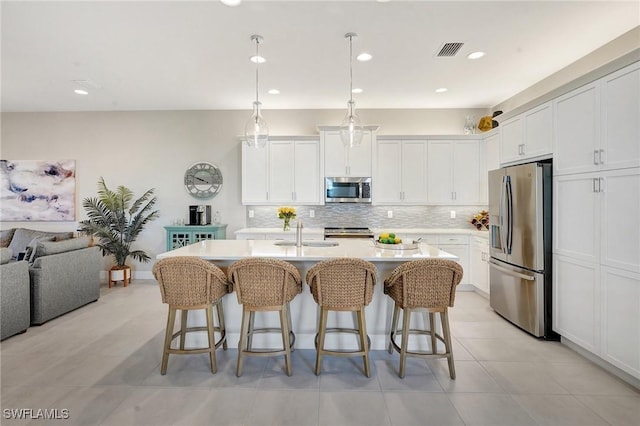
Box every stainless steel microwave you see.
[325,177,372,203]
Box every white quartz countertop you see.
[157,238,458,262]
[234,227,489,239]
[234,227,325,235]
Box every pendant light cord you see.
[348,34,353,105]
[255,37,260,106]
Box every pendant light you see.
[339,32,363,148]
[244,34,268,148]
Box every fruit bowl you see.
[374,241,419,250]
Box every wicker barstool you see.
[227,258,302,377]
[152,257,231,375]
[384,258,463,379]
[306,258,377,377]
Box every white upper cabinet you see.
[500,102,552,165]
[601,61,640,171]
[554,82,602,175]
[373,139,427,205]
[322,128,375,177]
[242,143,269,204]
[554,61,640,176]
[500,116,524,164]
[241,138,322,205]
[481,132,500,204]
[427,139,481,204]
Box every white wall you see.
[494,27,640,113]
[0,107,487,275]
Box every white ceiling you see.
[2,1,638,112]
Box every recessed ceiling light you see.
[220,0,241,6]
[268,89,280,95]
[352,88,363,94]
[467,51,486,60]
[74,89,88,95]
[250,55,266,64]
[435,87,448,93]
[357,53,372,62]
[377,0,391,3]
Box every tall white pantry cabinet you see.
[553,61,640,380]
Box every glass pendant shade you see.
[245,34,268,148]
[244,101,268,148]
[340,100,363,148]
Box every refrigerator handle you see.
[489,260,536,281]
[505,175,513,254]
[499,176,507,254]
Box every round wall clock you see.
[184,162,223,199]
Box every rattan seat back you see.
[384,258,463,310]
[153,257,231,306]
[228,258,302,307]
[306,258,377,310]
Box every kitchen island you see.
[157,239,458,349]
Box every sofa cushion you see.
[8,228,74,257]
[25,236,56,263]
[0,247,13,264]
[0,229,16,248]
[31,236,91,263]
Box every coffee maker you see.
[189,205,211,225]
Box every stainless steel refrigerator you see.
[488,162,557,339]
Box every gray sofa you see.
[1,228,101,328]
[0,247,30,340]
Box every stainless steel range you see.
[324,227,374,239]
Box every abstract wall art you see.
[0,159,76,221]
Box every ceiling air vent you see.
[437,42,464,57]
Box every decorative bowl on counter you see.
[374,241,419,250]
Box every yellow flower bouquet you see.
[277,206,296,231]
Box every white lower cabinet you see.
[601,266,640,378]
[553,254,600,353]
[436,235,470,285]
[553,167,640,380]
[470,237,490,294]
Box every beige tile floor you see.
[1,280,638,426]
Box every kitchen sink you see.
[273,241,339,247]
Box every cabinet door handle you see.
[593,150,599,165]
[599,177,605,193]
[592,178,599,193]
[266,191,269,200]
[599,149,605,165]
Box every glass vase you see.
[283,217,291,231]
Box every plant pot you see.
[109,265,131,288]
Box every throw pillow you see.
[8,228,75,256]
[0,229,16,248]
[31,236,91,263]
[25,236,56,263]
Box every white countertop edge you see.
[235,227,489,239]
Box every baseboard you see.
[561,337,640,390]
[100,270,154,281]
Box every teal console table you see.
[164,225,227,251]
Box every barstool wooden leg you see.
[287,302,295,352]
[358,308,370,377]
[441,310,456,379]
[216,300,228,350]
[399,307,411,378]
[428,311,437,354]
[180,310,188,350]
[315,308,328,375]
[161,307,177,375]
[247,311,256,351]
[206,305,217,374]
[280,306,292,376]
[237,308,250,377]
[389,303,400,354]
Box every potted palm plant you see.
[78,177,159,287]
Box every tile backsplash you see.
[246,205,488,230]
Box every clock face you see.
[184,162,223,199]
